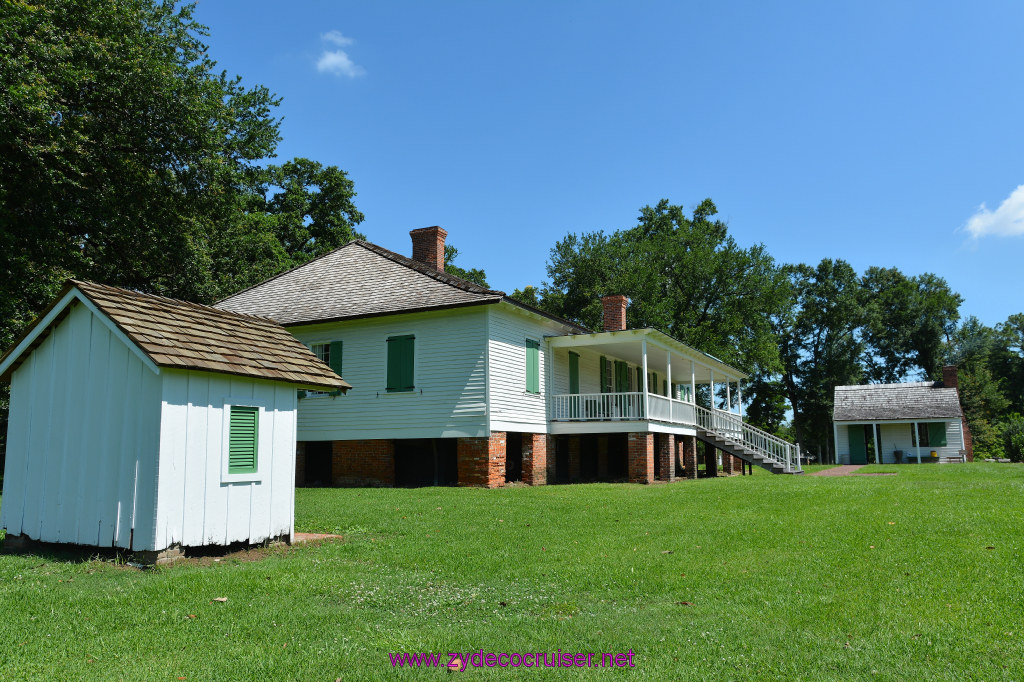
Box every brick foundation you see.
[682,436,698,479]
[730,452,743,474]
[721,452,734,475]
[522,433,548,485]
[568,437,582,483]
[704,441,718,477]
[658,433,676,482]
[295,441,306,486]
[457,432,506,488]
[628,432,654,484]
[332,439,395,486]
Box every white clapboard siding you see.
[291,306,489,440]
[486,304,575,433]
[154,370,296,549]
[550,346,610,396]
[836,421,965,464]
[0,303,162,548]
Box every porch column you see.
[874,423,882,464]
[690,360,696,404]
[628,432,655,484]
[666,351,672,399]
[681,436,698,479]
[738,380,743,419]
[658,433,675,482]
[832,422,840,465]
[710,370,715,411]
[914,421,922,464]
[641,337,649,418]
[726,379,732,414]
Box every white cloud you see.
[964,184,1024,238]
[321,30,353,47]
[316,30,364,78]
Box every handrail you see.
[694,405,802,473]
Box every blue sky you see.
[195,1,1023,326]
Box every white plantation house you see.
[217,226,802,488]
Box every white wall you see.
[291,306,489,440]
[0,302,162,549]
[835,421,965,464]
[155,370,297,549]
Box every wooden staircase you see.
[694,405,803,475]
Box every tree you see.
[944,317,1010,458]
[540,199,790,373]
[443,244,489,287]
[860,268,962,382]
[0,0,364,352]
[777,260,865,456]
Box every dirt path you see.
[809,465,897,477]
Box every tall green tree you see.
[777,259,865,456]
[443,244,489,287]
[540,199,789,373]
[0,0,364,352]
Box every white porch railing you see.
[549,392,802,473]
[694,404,801,473]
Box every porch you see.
[545,328,802,473]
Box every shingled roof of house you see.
[0,280,350,391]
[215,239,588,332]
[833,382,962,422]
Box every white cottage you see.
[0,280,348,561]
[832,366,972,465]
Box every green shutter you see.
[526,339,540,394]
[329,340,344,395]
[387,335,415,392]
[600,356,609,393]
[229,406,258,474]
[568,352,580,394]
[928,422,947,447]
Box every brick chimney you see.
[601,295,628,332]
[942,365,959,389]
[410,226,447,272]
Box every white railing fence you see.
[549,392,802,473]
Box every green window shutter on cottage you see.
[600,356,610,393]
[928,422,948,447]
[526,339,540,394]
[568,352,580,394]
[229,406,258,474]
[387,335,415,392]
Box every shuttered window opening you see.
[229,406,259,474]
[328,340,344,395]
[600,356,611,393]
[568,352,580,394]
[307,341,344,397]
[526,339,540,394]
[387,335,415,392]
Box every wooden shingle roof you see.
[833,382,962,422]
[0,280,350,391]
[215,240,505,325]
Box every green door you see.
[848,425,867,465]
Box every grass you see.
[1,465,1023,680]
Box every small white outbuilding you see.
[0,280,349,561]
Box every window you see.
[308,341,344,395]
[912,423,947,448]
[386,335,415,392]
[600,356,612,393]
[568,352,580,394]
[526,339,540,394]
[228,406,258,474]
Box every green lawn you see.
[1,465,1022,680]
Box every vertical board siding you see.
[292,307,489,440]
[156,370,295,549]
[0,303,161,548]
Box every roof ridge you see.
[350,239,505,296]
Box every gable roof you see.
[215,239,588,333]
[0,280,350,391]
[833,382,962,422]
